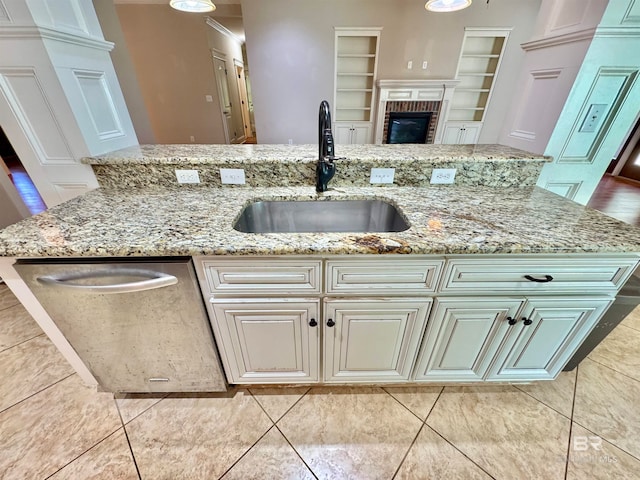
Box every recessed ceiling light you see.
[170,0,216,13]
[425,0,472,12]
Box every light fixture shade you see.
[170,0,216,13]
[425,0,472,12]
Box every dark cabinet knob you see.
[309,318,317,327]
[523,318,533,326]
[327,318,335,327]
[507,316,518,325]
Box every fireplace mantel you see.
[375,79,459,144]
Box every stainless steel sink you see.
[233,199,409,233]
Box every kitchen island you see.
[0,144,638,391]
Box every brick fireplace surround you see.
[382,101,441,144]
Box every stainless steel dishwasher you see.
[15,257,227,393]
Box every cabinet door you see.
[442,125,462,144]
[351,124,372,144]
[413,298,523,382]
[210,299,320,384]
[486,297,612,381]
[335,123,354,144]
[460,123,482,143]
[324,298,431,383]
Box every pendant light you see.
[425,0,472,12]
[170,0,216,13]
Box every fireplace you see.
[382,101,441,144]
[386,112,433,144]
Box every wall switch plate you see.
[175,169,200,184]
[220,168,246,185]
[407,60,413,69]
[205,95,213,102]
[370,168,395,184]
[430,168,456,184]
[579,103,607,133]
[422,61,428,70]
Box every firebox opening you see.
[386,112,432,144]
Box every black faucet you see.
[317,100,337,192]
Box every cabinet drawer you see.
[199,259,322,295]
[326,258,444,294]
[440,256,638,294]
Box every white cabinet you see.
[334,28,381,145]
[442,122,482,144]
[323,298,431,383]
[413,296,612,383]
[413,298,522,382]
[335,123,372,144]
[194,254,637,387]
[487,297,611,381]
[209,299,320,384]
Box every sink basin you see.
[233,199,409,233]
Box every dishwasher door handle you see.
[37,268,178,294]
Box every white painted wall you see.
[241,0,541,144]
[537,0,640,204]
[499,0,608,154]
[0,0,137,208]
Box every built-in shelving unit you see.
[334,27,382,144]
[444,27,510,143]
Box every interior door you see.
[234,60,252,140]
[212,55,234,144]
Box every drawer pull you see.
[507,316,518,325]
[309,318,318,327]
[524,274,554,283]
[327,318,335,327]
[522,318,533,326]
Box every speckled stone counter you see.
[1,185,639,257]
[83,144,552,189]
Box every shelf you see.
[338,54,376,58]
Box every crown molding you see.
[205,17,243,45]
[0,25,114,51]
[521,27,596,51]
[594,25,640,38]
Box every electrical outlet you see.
[175,169,200,184]
[370,168,395,184]
[189,135,195,142]
[288,139,293,145]
[407,60,413,69]
[430,168,456,184]
[579,103,607,133]
[220,168,246,185]
[422,61,428,70]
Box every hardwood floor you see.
[587,174,640,227]
[4,155,47,215]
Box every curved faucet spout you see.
[318,100,337,192]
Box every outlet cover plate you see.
[430,168,456,184]
[370,168,395,184]
[175,169,200,184]
[220,168,246,185]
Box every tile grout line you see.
[215,424,278,479]
[273,423,320,480]
[380,386,439,423]
[113,393,169,426]
[584,356,640,384]
[424,425,497,480]
[564,364,579,480]
[513,380,575,421]
[115,398,143,480]
[0,331,46,355]
[390,387,445,480]
[248,386,311,424]
[248,387,318,479]
[42,427,125,480]
[571,418,640,464]
[422,387,497,480]
[0,371,74,416]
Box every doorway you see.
[212,51,235,144]
[234,59,253,142]
[0,126,46,215]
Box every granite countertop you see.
[1,185,640,258]
[82,144,552,165]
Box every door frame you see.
[211,50,232,144]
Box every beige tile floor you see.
[1,281,640,479]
